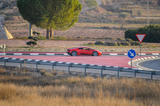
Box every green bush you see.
[104,42,116,46]
[117,42,129,46]
[126,39,139,46]
[26,41,37,47]
[37,36,46,40]
[95,41,104,45]
[125,25,160,43]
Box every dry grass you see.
[0,77,159,106]
[0,65,160,106]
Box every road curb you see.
[0,52,159,56]
[128,56,159,70]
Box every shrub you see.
[28,36,33,39]
[116,39,129,46]
[37,36,46,40]
[33,31,40,36]
[26,41,37,47]
[126,39,139,46]
[125,25,160,43]
[104,42,116,46]
[95,41,104,45]
[87,42,95,45]
[117,42,129,46]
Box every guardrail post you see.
[68,66,71,74]
[84,67,87,76]
[151,72,153,80]
[100,69,103,78]
[134,70,137,78]
[67,64,73,75]
[4,60,6,67]
[100,66,105,78]
[52,64,54,71]
[36,62,38,72]
[20,63,22,70]
[117,68,120,78]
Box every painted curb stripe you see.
[109,53,118,56]
[0,53,159,56]
[152,53,159,55]
[46,53,55,56]
[30,53,39,56]
[0,53,6,55]
[14,53,23,56]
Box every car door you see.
[83,48,93,55]
[78,48,84,55]
[77,48,88,55]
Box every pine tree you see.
[17,0,82,39]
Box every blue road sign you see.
[128,49,136,59]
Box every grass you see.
[0,66,159,106]
[0,78,159,106]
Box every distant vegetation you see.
[0,66,160,106]
[125,25,160,43]
[84,0,97,8]
[91,38,139,46]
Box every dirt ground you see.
[0,40,160,52]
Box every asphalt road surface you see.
[0,55,148,68]
[139,58,160,71]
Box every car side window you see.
[84,48,90,50]
[79,48,83,50]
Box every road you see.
[139,58,160,71]
[0,55,159,79]
[0,55,147,68]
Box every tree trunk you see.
[29,23,32,37]
[46,28,50,39]
[50,28,54,39]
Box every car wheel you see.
[92,51,98,56]
[71,51,77,56]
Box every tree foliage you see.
[158,0,160,6]
[125,25,160,43]
[17,0,82,39]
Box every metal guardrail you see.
[0,57,160,80]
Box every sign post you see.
[0,44,6,55]
[128,49,136,68]
[136,34,146,56]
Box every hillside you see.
[0,0,160,38]
[1,0,160,24]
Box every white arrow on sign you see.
[136,34,146,43]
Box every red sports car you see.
[67,47,102,56]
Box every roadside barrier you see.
[0,57,160,80]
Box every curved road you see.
[139,58,160,71]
